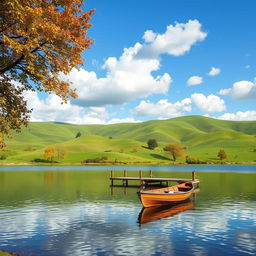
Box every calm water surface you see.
[0,166,255,256]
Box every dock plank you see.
[110,177,195,182]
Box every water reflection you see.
[138,200,194,225]
[1,200,255,256]
[0,170,256,256]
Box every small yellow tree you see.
[55,145,68,160]
[44,146,55,162]
[218,149,227,160]
[163,143,186,161]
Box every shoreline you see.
[0,161,255,167]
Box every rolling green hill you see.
[1,115,256,164]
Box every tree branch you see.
[0,21,17,33]
[0,41,47,74]
[0,54,24,73]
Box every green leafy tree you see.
[163,143,186,161]
[218,149,227,160]
[147,139,158,150]
[75,131,82,138]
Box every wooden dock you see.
[110,170,199,187]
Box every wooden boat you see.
[138,182,195,208]
[138,200,194,225]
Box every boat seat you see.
[164,190,174,194]
[178,187,191,191]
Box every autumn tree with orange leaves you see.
[0,0,94,148]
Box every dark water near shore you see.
[0,166,255,256]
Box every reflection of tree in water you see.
[0,172,5,185]
[44,171,67,186]
[219,172,227,187]
[76,190,81,199]
[57,171,67,185]
[44,171,54,186]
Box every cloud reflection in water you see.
[0,200,256,256]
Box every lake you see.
[0,166,255,256]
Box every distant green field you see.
[1,115,256,164]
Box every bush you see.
[82,156,108,163]
[0,155,6,160]
[75,131,82,138]
[147,139,158,150]
[185,156,206,164]
[32,158,58,163]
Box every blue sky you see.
[26,0,256,123]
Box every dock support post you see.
[192,171,196,181]
[139,170,142,179]
[123,180,127,186]
[123,170,128,186]
[111,170,114,186]
[149,170,153,178]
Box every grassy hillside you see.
[1,116,256,164]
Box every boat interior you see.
[142,182,193,194]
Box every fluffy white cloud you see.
[63,44,172,107]
[23,91,143,124]
[143,30,157,43]
[60,20,206,107]
[191,93,226,113]
[218,111,256,121]
[133,98,192,119]
[186,76,203,86]
[139,19,207,57]
[207,67,221,76]
[219,80,256,100]
[107,117,141,124]
[81,107,109,124]
[23,91,109,124]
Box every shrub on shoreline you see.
[82,156,108,164]
[186,156,206,164]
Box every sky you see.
[25,0,256,124]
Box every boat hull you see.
[138,191,193,207]
[138,182,195,208]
